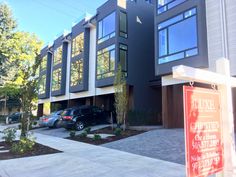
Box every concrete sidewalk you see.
[0,132,185,177]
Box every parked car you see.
[6,112,22,124]
[39,110,63,128]
[62,105,106,131]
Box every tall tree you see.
[0,2,17,79]
[0,3,43,136]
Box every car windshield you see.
[61,110,73,116]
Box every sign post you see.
[173,58,236,176]
[183,86,223,177]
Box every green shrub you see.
[2,128,17,144]
[93,134,102,141]
[69,131,76,138]
[33,121,38,126]
[80,131,87,138]
[114,128,122,136]
[10,137,36,154]
[84,127,91,134]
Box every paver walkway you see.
[103,128,186,165]
[0,131,185,177]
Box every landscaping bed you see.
[0,141,61,160]
[67,127,145,145]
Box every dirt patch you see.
[0,141,61,160]
[67,127,145,145]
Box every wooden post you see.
[216,58,236,176]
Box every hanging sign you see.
[183,86,223,177]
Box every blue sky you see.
[1,0,107,45]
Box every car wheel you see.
[75,121,84,131]
[54,120,60,128]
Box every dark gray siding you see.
[51,35,67,96]
[70,19,89,93]
[38,46,52,99]
[95,0,117,88]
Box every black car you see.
[6,112,22,124]
[61,105,106,131]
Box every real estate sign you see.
[183,86,223,177]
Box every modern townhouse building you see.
[38,0,162,125]
[38,0,236,128]
[153,0,236,128]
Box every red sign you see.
[183,86,223,177]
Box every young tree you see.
[114,65,128,131]
[8,32,42,137]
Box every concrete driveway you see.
[0,132,185,177]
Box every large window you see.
[119,12,127,38]
[72,33,84,58]
[40,56,47,72]
[52,68,62,91]
[98,12,116,44]
[97,45,115,80]
[53,46,62,65]
[70,59,83,86]
[119,44,128,73]
[157,0,187,15]
[39,75,46,95]
[158,8,198,64]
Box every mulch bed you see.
[0,141,61,160]
[67,127,145,145]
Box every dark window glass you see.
[119,44,128,72]
[40,56,47,72]
[159,29,167,57]
[70,59,83,87]
[39,74,46,95]
[52,68,62,91]
[72,33,84,58]
[168,16,197,54]
[97,45,115,80]
[119,12,127,38]
[157,8,198,64]
[62,110,73,116]
[157,0,187,15]
[53,46,63,65]
[98,12,116,44]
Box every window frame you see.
[157,7,199,64]
[53,46,63,66]
[119,43,128,73]
[39,74,46,95]
[97,12,116,44]
[52,68,62,91]
[157,0,188,15]
[96,45,116,80]
[70,59,84,87]
[119,11,128,38]
[40,56,47,72]
[71,32,84,58]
